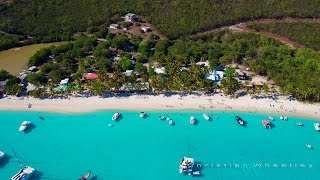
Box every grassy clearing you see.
[0,42,66,75]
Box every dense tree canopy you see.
[1,0,320,41]
[0,34,19,51]
[4,77,23,95]
[0,69,12,81]
[13,28,320,102]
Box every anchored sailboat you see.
[10,148,35,180]
[179,131,201,176]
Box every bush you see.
[0,70,13,81]
[28,48,52,67]
[27,73,47,86]
[29,89,45,97]
[5,77,23,95]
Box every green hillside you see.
[1,0,320,39]
[249,22,320,50]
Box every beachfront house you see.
[235,72,249,80]
[125,13,137,23]
[83,72,98,80]
[28,66,37,72]
[26,83,37,92]
[60,78,69,86]
[19,73,28,84]
[206,70,224,84]
[109,24,119,30]
[0,80,7,89]
[52,78,69,92]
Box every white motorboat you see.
[296,123,304,126]
[168,119,174,125]
[167,117,171,121]
[0,151,5,160]
[203,114,210,120]
[140,112,146,118]
[112,113,120,121]
[11,166,35,180]
[190,116,196,124]
[268,116,274,120]
[192,171,201,175]
[235,116,245,126]
[159,116,165,120]
[306,144,313,149]
[19,121,31,132]
[280,116,288,121]
[179,157,196,175]
[314,123,320,131]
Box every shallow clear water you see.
[0,110,319,180]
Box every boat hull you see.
[203,114,210,120]
[79,171,91,180]
[11,166,35,180]
[19,121,31,132]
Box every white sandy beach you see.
[0,94,320,119]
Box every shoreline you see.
[0,94,319,119]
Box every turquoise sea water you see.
[0,110,319,180]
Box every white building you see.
[125,13,137,23]
[141,26,150,33]
[60,78,69,86]
[109,24,119,30]
[206,70,224,84]
[154,67,166,74]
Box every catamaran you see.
[190,116,196,124]
[280,116,288,121]
[314,123,320,131]
[179,157,200,176]
[203,114,210,120]
[112,113,120,121]
[79,171,91,180]
[10,148,35,180]
[19,121,31,132]
[235,116,245,126]
[140,112,146,118]
[11,166,35,180]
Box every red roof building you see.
[84,73,98,80]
